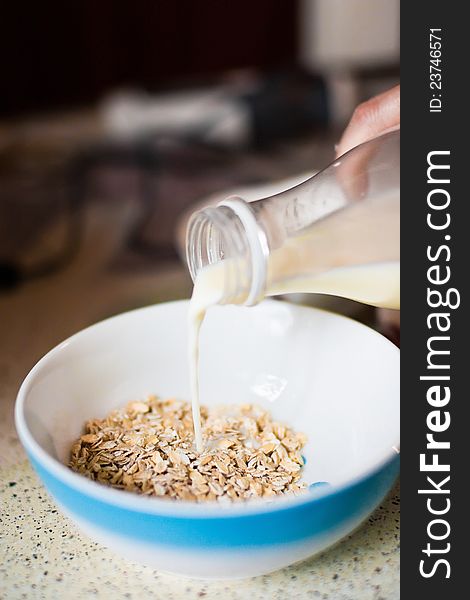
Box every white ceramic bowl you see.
[15,300,399,578]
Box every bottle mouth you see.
[185,197,269,306]
[186,205,235,284]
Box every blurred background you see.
[0,0,399,407]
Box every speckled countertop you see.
[0,204,399,599]
[1,461,399,600]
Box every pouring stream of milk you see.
[188,269,224,453]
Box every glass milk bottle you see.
[186,130,400,312]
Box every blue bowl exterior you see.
[29,453,399,549]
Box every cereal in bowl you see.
[69,396,307,502]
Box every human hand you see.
[336,84,401,336]
[336,84,400,158]
[334,85,400,202]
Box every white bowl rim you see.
[15,299,400,519]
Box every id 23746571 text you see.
[429,29,442,113]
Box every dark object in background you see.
[242,71,328,147]
[0,0,298,117]
[0,263,21,290]
[0,153,81,291]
